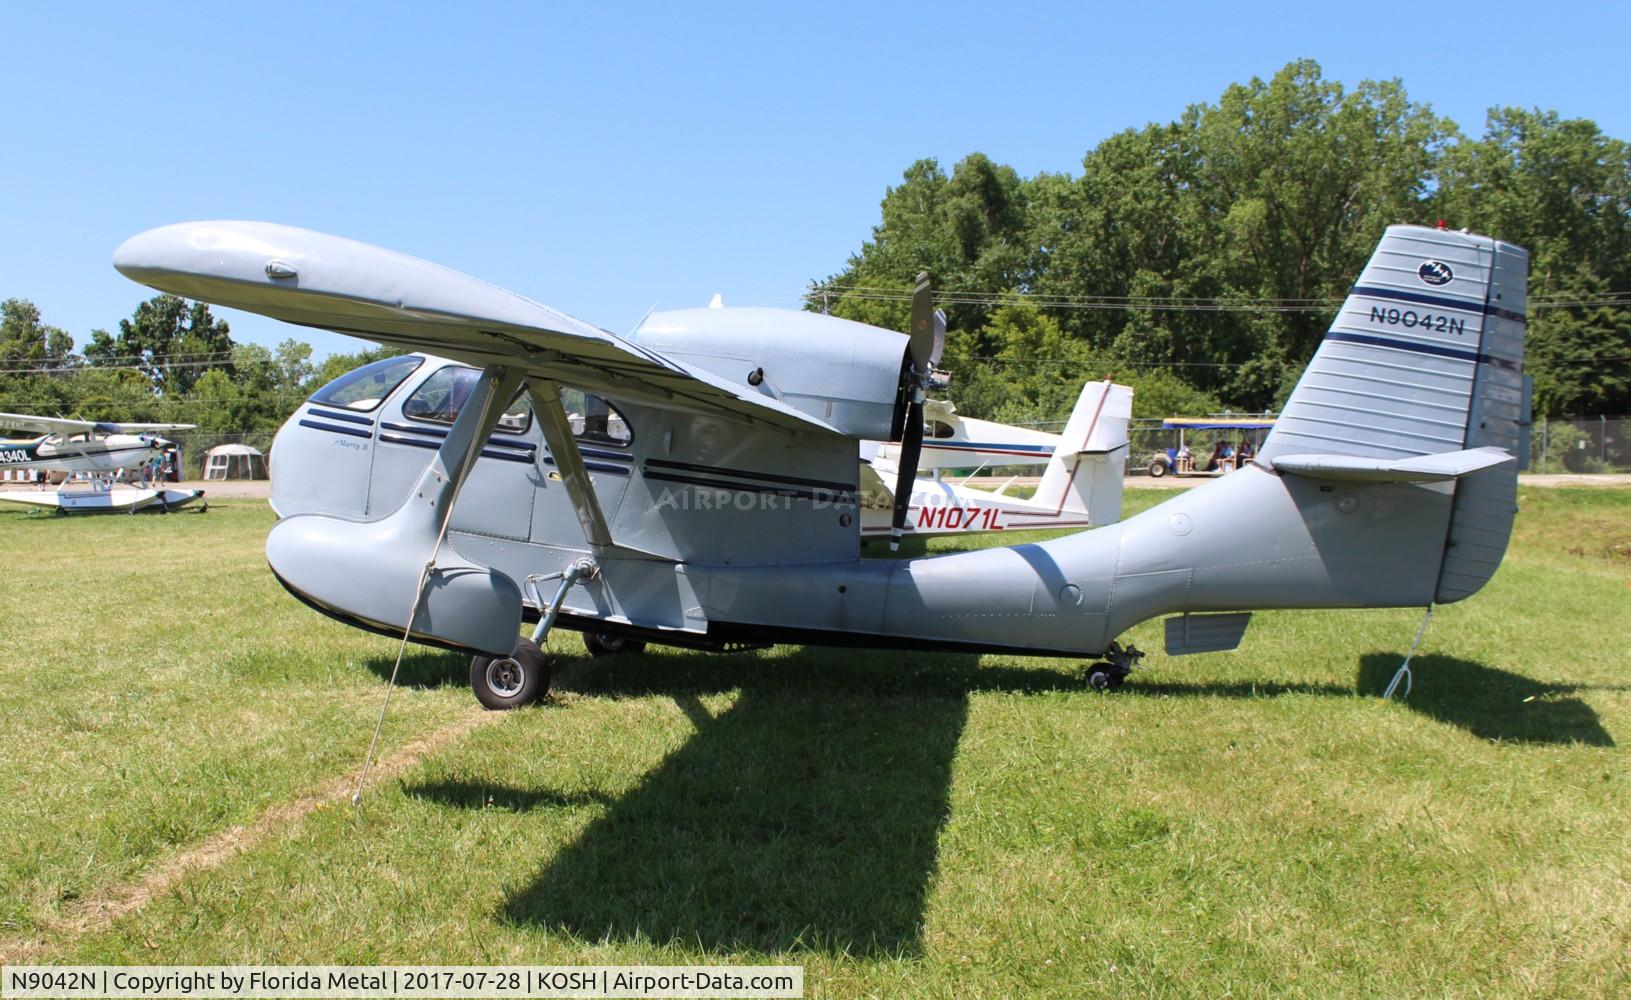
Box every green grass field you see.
[1,488,1627,997]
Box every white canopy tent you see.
[203,443,267,480]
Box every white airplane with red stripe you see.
[872,397,1063,474]
[860,379,1133,540]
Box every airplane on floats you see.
[115,221,1528,707]
[0,413,206,513]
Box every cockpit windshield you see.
[402,365,531,434]
[308,355,424,412]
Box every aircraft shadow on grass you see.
[1356,652,1617,747]
[407,647,1004,956]
[399,648,1355,955]
[394,644,1615,953]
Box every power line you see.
[805,284,1631,313]
[0,356,248,375]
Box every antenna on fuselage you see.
[627,303,659,338]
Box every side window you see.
[402,366,531,433]
[929,420,957,439]
[309,355,424,412]
[560,388,633,446]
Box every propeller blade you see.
[907,271,936,371]
[930,308,947,368]
[890,272,935,550]
[889,397,924,551]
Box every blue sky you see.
[3,1,1626,361]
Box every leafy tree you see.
[822,153,1032,334]
[1436,108,1631,414]
[85,295,235,396]
[1,298,73,369]
[816,60,1460,417]
[814,60,1631,423]
[1038,60,1450,408]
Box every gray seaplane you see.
[114,222,1527,707]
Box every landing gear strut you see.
[467,558,597,710]
[1085,641,1145,692]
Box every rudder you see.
[1033,379,1134,524]
[1258,223,1529,602]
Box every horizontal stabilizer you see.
[1164,612,1252,656]
[1271,446,1514,483]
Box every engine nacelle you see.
[633,307,908,441]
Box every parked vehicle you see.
[1145,417,1274,477]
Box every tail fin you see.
[1033,379,1134,524]
[1260,224,1529,602]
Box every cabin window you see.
[929,420,956,439]
[402,365,532,433]
[309,355,423,412]
[560,388,633,446]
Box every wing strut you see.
[350,363,525,803]
[527,380,614,550]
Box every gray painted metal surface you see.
[266,368,527,655]
[634,307,906,441]
[117,221,1529,667]
[1164,613,1253,656]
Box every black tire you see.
[1147,460,1167,478]
[469,637,549,710]
[1086,664,1125,692]
[583,632,647,657]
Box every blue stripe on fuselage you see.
[1323,331,1522,372]
[1349,284,1526,326]
[298,419,372,439]
[306,407,376,425]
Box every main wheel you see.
[583,631,647,657]
[469,637,549,710]
[1147,459,1167,478]
[1086,664,1125,692]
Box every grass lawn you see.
[0,488,1627,997]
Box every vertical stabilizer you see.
[1259,224,1529,602]
[1033,380,1134,523]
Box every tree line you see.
[0,294,396,438]
[813,59,1631,422]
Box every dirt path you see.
[0,709,504,964]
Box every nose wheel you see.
[469,637,550,710]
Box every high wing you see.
[0,412,195,438]
[114,222,843,436]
